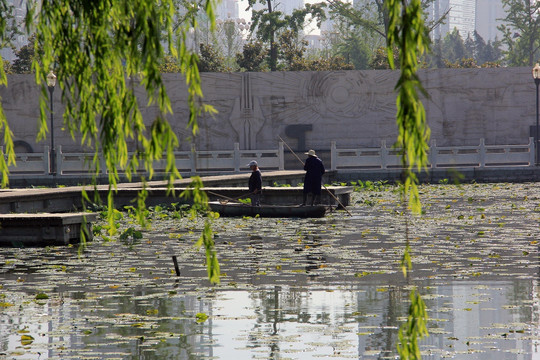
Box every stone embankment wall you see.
[0,68,534,154]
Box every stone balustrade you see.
[2,139,536,179]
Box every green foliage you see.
[369,46,399,69]
[424,30,503,68]
[444,57,478,68]
[334,34,371,70]
[290,55,354,71]
[441,28,466,63]
[386,0,430,357]
[246,0,326,71]
[26,0,217,247]
[387,0,430,215]
[0,0,15,187]
[351,180,389,192]
[0,0,223,284]
[195,312,209,323]
[198,43,226,72]
[278,30,308,69]
[326,0,389,70]
[327,0,442,70]
[119,227,143,241]
[498,0,540,66]
[272,182,291,187]
[0,1,22,52]
[397,288,429,360]
[159,55,182,73]
[236,41,268,71]
[216,18,246,70]
[11,35,36,74]
[181,177,220,284]
[327,0,387,42]
[2,59,11,75]
[35,293,49,300]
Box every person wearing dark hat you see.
[247,160,262,206]
[302,149,325,206]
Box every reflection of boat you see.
[208,201,327,218]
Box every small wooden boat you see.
[208,201,327,218]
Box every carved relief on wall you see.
[0,69,535,153]
[304,71,378,119]
[228,73,265,150]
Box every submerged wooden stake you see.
[172,256,180,276]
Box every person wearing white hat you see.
[247,160,262,206]
[302,149,325,206]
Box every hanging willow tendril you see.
[387,0,431,358]
[0,0,16,187]
[18,0,220,283]
[181,176,221,284]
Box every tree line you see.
[3,0,539,74]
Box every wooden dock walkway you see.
[0,171,352,246]
[0,171,351,212]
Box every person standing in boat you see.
[302,149,325,206]
[247,160,262,206]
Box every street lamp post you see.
[46,70,56,175]
[533,64,540,166]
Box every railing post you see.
[44,146,51,175]
[234,143,240,173]
[190,143,197,175]
[331,141,336,171]
[56,145,63,176]
[99,151,107,175]
[429,139,436,168]
[381,140,388,169]
[278,141,284,170]
[530,137,536,167]
[479,138,486,168]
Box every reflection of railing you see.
[2,138,536,177]
[330,138,535,171]
[4,143,286,177]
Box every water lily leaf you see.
[195,312,208,323]
[35,293,49,300]
[20,334,34,345]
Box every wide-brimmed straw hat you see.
[247,160,258,167]
[305,149,316,156]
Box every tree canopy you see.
[498,0,540,66]
[246,0,326,71]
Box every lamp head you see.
[533,64,540,80]
[46,70,56,88]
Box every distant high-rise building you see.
[475,0,505,41]
[252,0,304,15]
[216,0,239,20]
[279,0,304,15]
[428,0,476,39]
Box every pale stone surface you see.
[0,68,534,153]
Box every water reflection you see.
[2,184,540,359]
[0,279,537,359]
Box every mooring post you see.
[172,256,180,276]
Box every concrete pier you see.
[0,212,98,247]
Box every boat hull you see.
[208,201,327,218]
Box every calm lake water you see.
[1,183,540,359]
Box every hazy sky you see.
[237,0,330,21]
